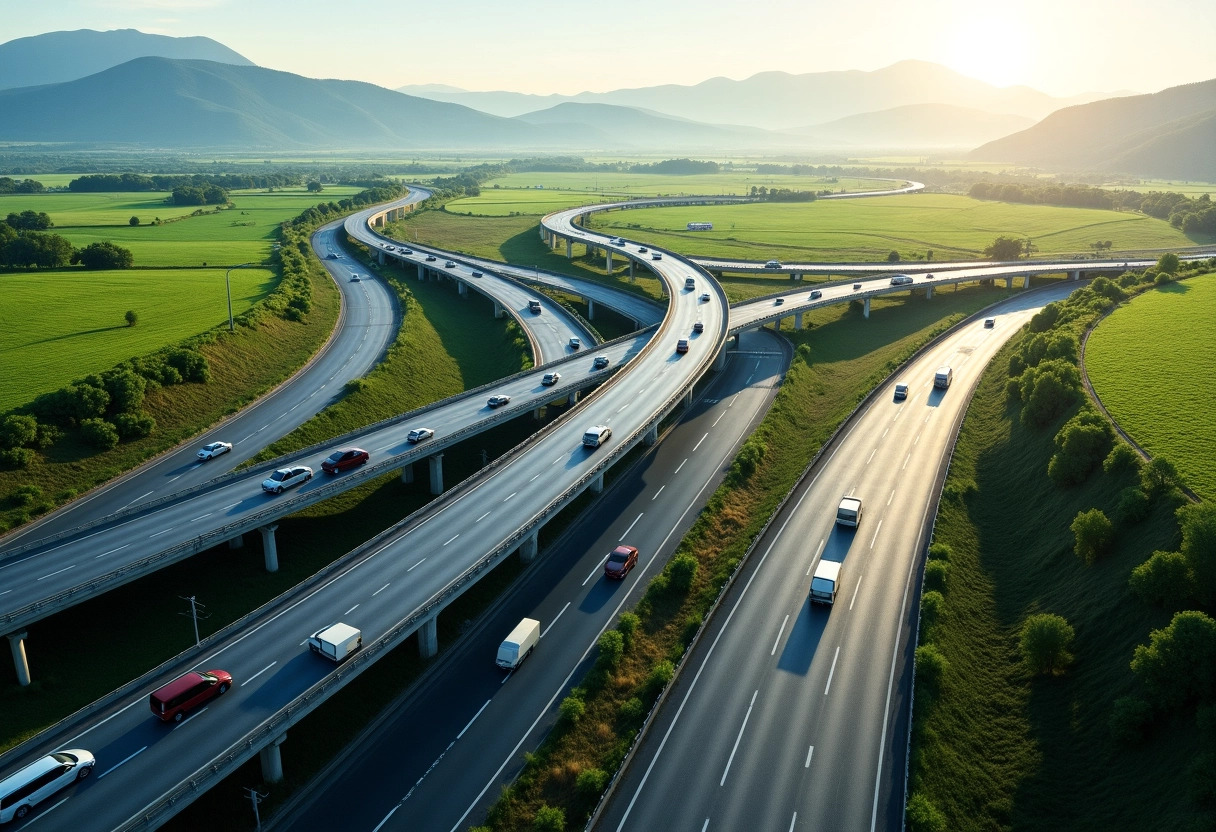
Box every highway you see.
[598,283,1080,832]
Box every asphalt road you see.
[597,283,1079,832]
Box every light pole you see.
[225,262,254,332]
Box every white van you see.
[684,277,696,291]
[934,366,953,389]
[583,425,612,448]
[497,617,540,670]
[0,750,95,823]
[836,496,863,527]
[307,623,362,662]
[810,560,843,605]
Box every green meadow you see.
[1085,273,1216,500]
[470,171,892,200]
[587,193,1197,261]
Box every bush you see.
[596,630,624,671]
[1179,503,1216,606]
[617,612,639,649]
[927,542,951,561]
[1018,359,1081,427]
[923,559,949,592]
[1129,550,1191,606]
[113,411,156,439]
[575,767,608,799]
[1130,610,1216,710]
[919,590,945,640]
[906,792,948,832]
[559,692,586,726]
[1116,486,1151,524]
[729,432,766,484]
[0,414,37,449]
[914,644,948,701]
[644,660,675,700]
[1110,696,1154,744]
[1155,272,1173,286]
[1020,613,1075,675]
[166,347,210,383]
[1141,456,1182,496]
[79,418,119,450]
[1048,410,1113,486]
[1072,508,1114,564]
[531,804,565,832]
[10,484,42,506]
[1157,252,1181,274]
[666,553,698,595]
[619,696,644,723]
[0,447,34,468]
[1103,442,1142,476]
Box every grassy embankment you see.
[907,268,1215,830]
[1085,274,1216,501]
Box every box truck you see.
[810,560,843,605]
[496,617,540,670]
[836,496,863,527]
[307,623,362,662]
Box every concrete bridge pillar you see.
[418,616,438,659]
[458,281,468,297]
[606,249,613,272]
[377,251,386,265]
[588,472,604,494]
[428,454,444,495]
[7,631,31,687]
[1024,275,1032,289]
[1005,276,1013,289]
[587,298,596,320]
[713,349,727,372]
[228,533,244,550]
[493,300,505,318]
[259,734,287,783]
[417,263,425,281]
[259,524,279,573]
[794,312,804,330]
[925,286,934,300]
[400,462,414,484]
[643,424,659,446]
[863,297,871,319]
[1071,270,1082,280]
[566,239,573,259]
[519,530,539,564]
[567,390,580,406]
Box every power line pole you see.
[179,596,210,647]
[243,786,268,830]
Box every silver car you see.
[197,441,232,461]
[262,466,313,494]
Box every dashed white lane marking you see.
[373,583,390,596]
[345,604,359,615]
[692,433,709,452]
[190,513,212,522]
[771,614,790,656]
[504,492,517,502]
[476,512,490,522]
[720,689,759,786]
[541,602,570,637]
[150,528,174,538]
[674,458,688,474]
[457,700,491,740]
[37,565,76,581]
[805,745,814,768]
[98,746,147,779]
[95,544,129,559]
[444,534,460,546]
[652,485,666,501]
[619,512,644,541]
[825,646,841,695]
[245,661,276,684]
[807,538,826,576]
[407,558,426,571]
[870,520,883,550]
[850,573,864,610]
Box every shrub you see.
[927,542,951,562]
[666,553,698,595]
[906,792,948,832]
[34,423,61,449]
[617,612,639,649]
[1116,486,1150,524]
[1141,456,1182,496]
[1020,613,1075,675]
[914,644,948,701]
[1130,610,1216,710]
[729,432,766,483]
[0,447,34,468]
[559,692,586,726]
[1018,359,1081,427]
[531,804,566,832]
[125,309,138,326]
[596,630,624,671]
[1157,252,1181,274]
[619,696,644,723]
[1103,442,1142,476]
[10,484,42,506]
[919,590,946,640]
[1110,696,1154,744]
[0,414,37,449]
[1179,503,1216,606]
[113,411,156,439]
[1048,410,1113,486]
[1072,508,1114,564]
[923,559,949,592]
[575,767,608,799]
[102,368,147,413]
[644,660,675,700]
[1129,550,1191,607]
[1155,272,1172,286]
[166,347,210,383]
[79,418,119,450]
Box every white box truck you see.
[307,623,362,662]
[810,560,843,605]
[836,496,863,527]
[496,617,540,670]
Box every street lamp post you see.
[225,262,254,332]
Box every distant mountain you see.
[970,79,1216,180]
[798,103,1034,149]
[401,61,1111,129]
[0,28,253,89]
[0,57,572,150]
[515,102,786,149]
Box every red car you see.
[604,545,639,579]
[322,448,370,473]
[150,669,234,723]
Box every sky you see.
[3,0,1214,97]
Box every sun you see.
[941,13,1035,88]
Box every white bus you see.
[686,222,713,231]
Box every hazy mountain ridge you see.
[970,78,1216,179]
[795,104,1035,148]
[0,28,253,89]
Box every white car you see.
[197,441,232,461]
[488,394,511,408]
[262,465,313,494]
[444,260,456,268]
[407,428,434,443]
[542,372,561,386]
[0,749,95,823]
[699,292,710,302]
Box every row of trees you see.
[67,172,302,192]
[0,177,44,193]
[970,182,1216,237]
[6,209,52,230]
[169,183,229,206]
[749,186,818,202]
[0,219,133,270]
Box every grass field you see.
[0,268,276,412]
[910,333,1202,830]
[474,171,893,199]
[1085,273,1216,500]
[587,193,1201,261]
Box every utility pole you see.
[225,262,254,332]
[179,596,210,647]
[243,786,267,830]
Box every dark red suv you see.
[604,545,639,579]
[150,669,233,723]
[322,448,370,473]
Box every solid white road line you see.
[122,491,154,509]
[372,804,400,832]
[771,614,790,656]
[98,746,147,778]
[720,689,759,786]
[825,646,841,695]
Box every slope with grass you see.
[1085,274,1216,500]
[587,194,1194,262]
[470,172,890,201]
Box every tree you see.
[1022,237,1038,259]
[1179,503,1216,606]
[5,209,52,230]
[1048,409,1113,486]
[1020,613,1075,675]
[129,216,140,226]
[0,414,38,449]
[1130,611,1216,710]
[886,250,901,262]
[73,241,134,269]
[1072,508,1114,564]
[1141,456,1181,496]
[1157,252,1181,274]
[125,310,138,327]
[307,181,323,193]
[79,417,119,450]
[983,236,1024,260]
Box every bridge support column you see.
[259,525,280,572]
[791,272,802,281]
[925,286,934,300]
[7,631,31,687]
[428,454,444,495]
[417,263,424,281]
[518,530,539,564]
[628,260,635,280]
[567,391,579,406]
[606,250,613,272]
[566,239,573,259]
[588,472,604,494]
[1024,275,1032,289]
[1005,276,1013,289]
[863,297,871,319]
[378,251,386,265]
[228,533,244,550]
[458,281,467,296]
[794,312,804,330]
[533,408,543,420]
[643,425,659,446]
[400,462,414,484]
[685,389,695,407]
[713,349,727,372]
[1071,270,1082,280]
[493,300,505,318]
[586,298,595,320]
[418,616,438,659]
[259,734,287,783]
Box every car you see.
[593,355,610,369]
[488,394,511,408]
[444,260,456,268]
[638,247,648,253]
[699,292,710,302]
[568,337,581,350]
[322,448,370,474]
[425,255,437,262]
[925,273,934,279]
[0,749,96,823]
[406,428,434,443]
[775,297,785,305]
[604,545,639,579]
[528,300,543,313]
[764,260,782,269]
[401,247,413,254]
[471,270,483,278]
[894,383,909,400]
[810,289,822,299]
[582,425,612,448]
[853,282,862,290]
[984,317,996,328]
[149,669,234,723]
[889,274,914,286]
[326,252,338,259]
[350,274,361,282]
[651,252,663,260]
[261,465,313,494]
[385,246,395,251]
[542,372,561,386]
[693,321,704,333]
[197,441,232,461]
[676,339,689,354]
